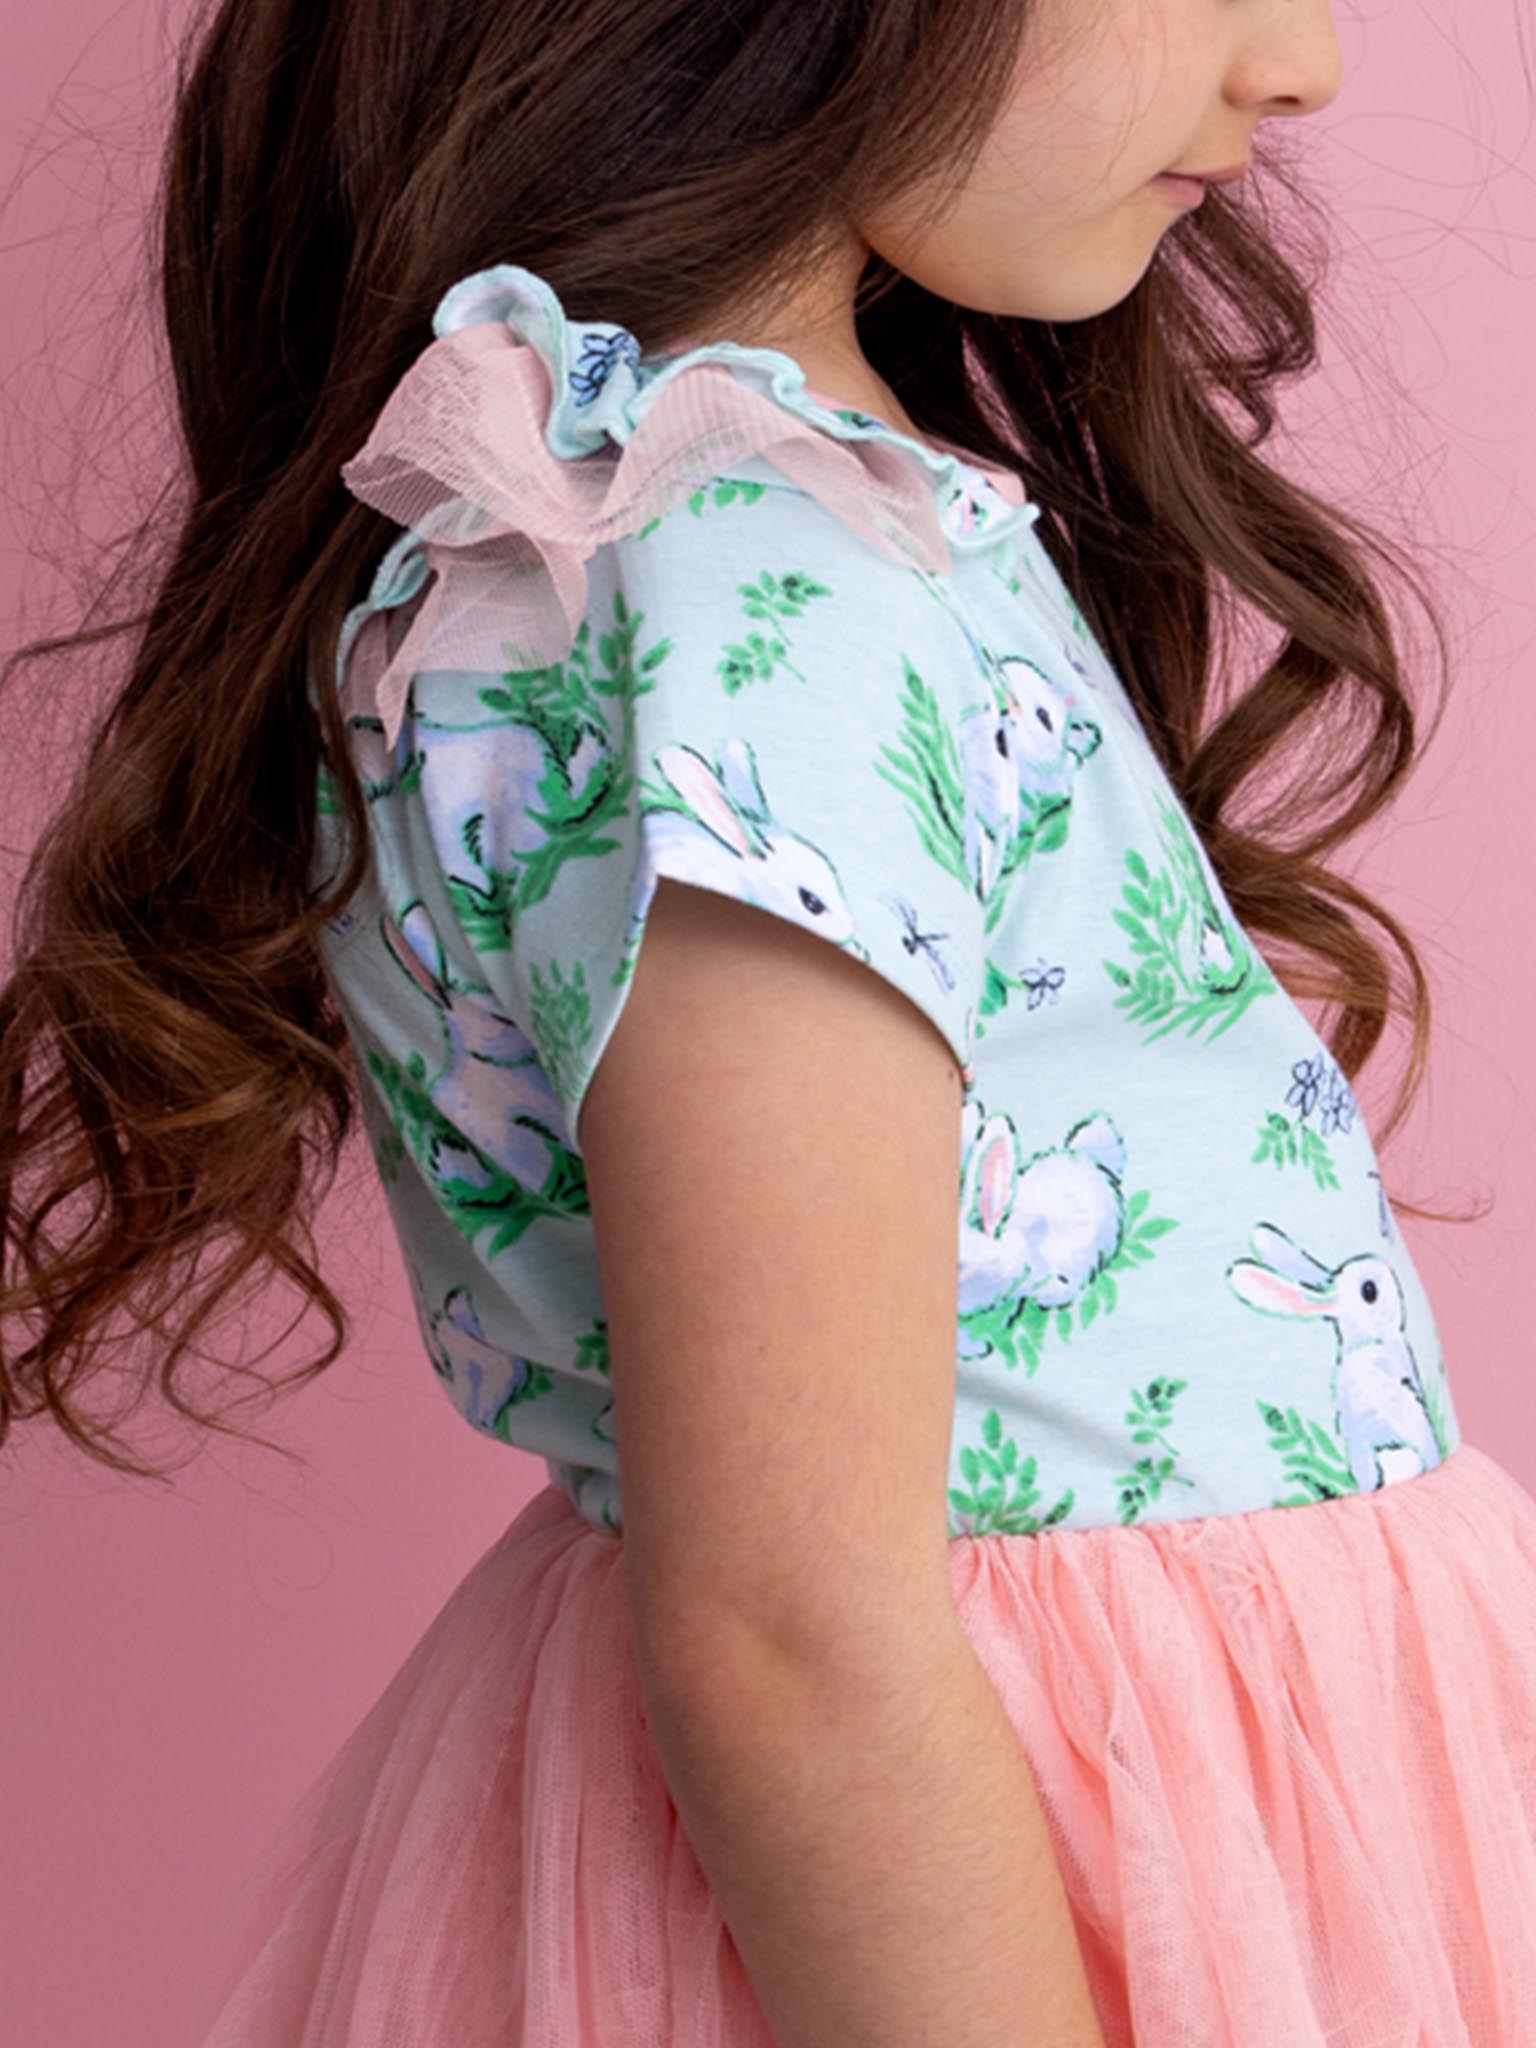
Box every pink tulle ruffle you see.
[182,1438,1536,2046]
[338,324,968,748]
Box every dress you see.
[185,261,1536,2046]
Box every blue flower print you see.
[570,327,642,409]
[1021,957,1066,1011]
[1285,1049,1358,1137]
[1318,1063,1358,1138]
[1286,1052,1325,1120]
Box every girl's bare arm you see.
[579,876,1106,2048]
[640,1609,1107,2048]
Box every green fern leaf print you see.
[1103,792,1278,1042]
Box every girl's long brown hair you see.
[0,0,1478,1479]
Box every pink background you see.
[3,5,1533,2043]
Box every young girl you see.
[7,0,1536,2042]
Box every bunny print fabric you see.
[183,262,1536,2048]
[308,262,1465,1546]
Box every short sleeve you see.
[404,475,990,1157]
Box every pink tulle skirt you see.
[183,1438,1536,2046]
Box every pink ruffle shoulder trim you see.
[337,315,1011,748]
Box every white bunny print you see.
[419,1278,540,1436]
[378,898,568,1190]
[634,734,863,944]
[958,1100,1127,1329]
[900,565,1104,910]
[1227,1222,1446,1491]
[940,603,1102,905]
[410,694,611,908]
